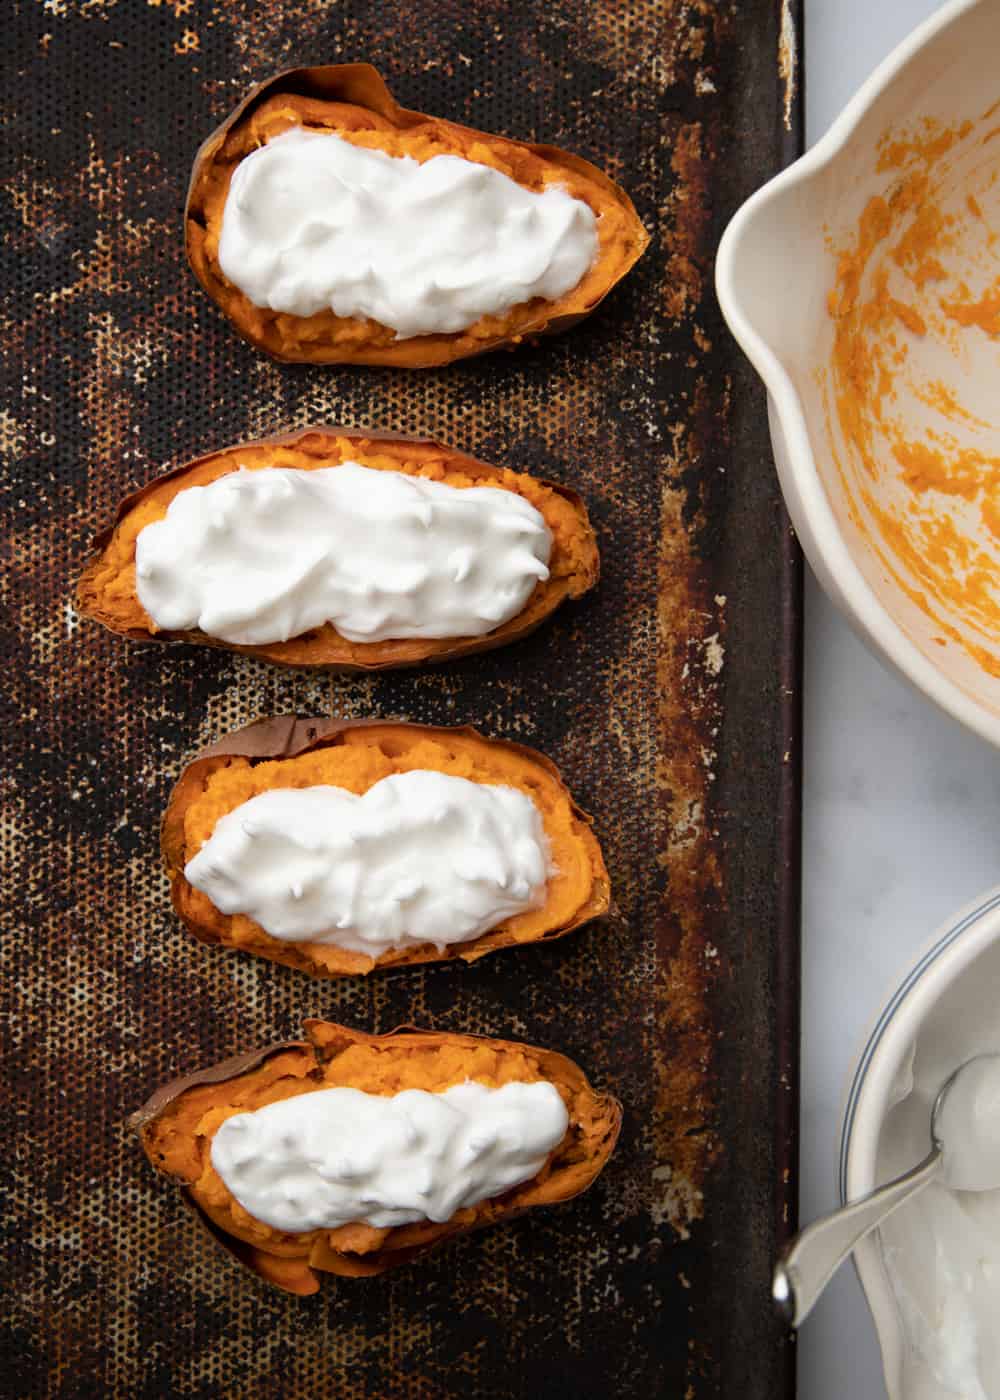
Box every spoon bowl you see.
[775,1051,1000,1328]
[932,1051,1000,1193]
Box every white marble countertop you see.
[798,1,1000,1395]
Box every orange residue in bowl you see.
[914,378,993,429]
[890,440,1000,497]
[825,111,1000,676]
[941,277,1000,335]
[875,120,971,174]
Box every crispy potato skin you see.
[75,426,600,671]
[185,63,649,365]
[162,717,611,977]
[130,1020,623,1293]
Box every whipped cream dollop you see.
[217,128,599,338]
[185,769,553,957]
[134,463,552,646]
[885,1202,994,1400]
[878,1057,1000,1399]
[210,1079,569,1233]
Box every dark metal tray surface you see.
[2,1,802,1395]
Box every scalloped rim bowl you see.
[716,0,1000,748]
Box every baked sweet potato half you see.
[185,63,649,365]
[163,716,610,977]
[130,1020,622,1294]
[76,426,598,671]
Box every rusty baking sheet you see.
[2,1,802,1396]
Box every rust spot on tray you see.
[663,124,711,322]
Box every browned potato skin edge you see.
[184,62,650,365]
[128,1020,624,1291]
[161,716,612,977]
[75,425,600,672]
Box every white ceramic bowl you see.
[717,0,1000,747]
[840,885,1000,1398]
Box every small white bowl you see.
[840,885,1000,1398]
[717,0,1000,747]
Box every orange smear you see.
[982,495,1000,543]
[889,299,927,335]
[877,119,972,172]
[891,201,947,281]
[827,107,1000,677]
[916,379,993,429]
[941,278,1000,336]
[890,441,991,496]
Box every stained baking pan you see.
[2,0,802,1395]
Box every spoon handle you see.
[773,1145,941,1328]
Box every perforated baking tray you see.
[2,1,802,1395]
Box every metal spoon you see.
[773,1051,1000,1328]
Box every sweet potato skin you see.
[162,717,611,977]
[185,63,649,365]
[75,425,599,672]
[129,1020,623,1293]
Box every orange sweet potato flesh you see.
[162,717,611,977]
[75,426,599,672]
[130,1020,623,1294]
[185,63,649,365]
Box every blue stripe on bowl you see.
[838,890,1000,1203]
